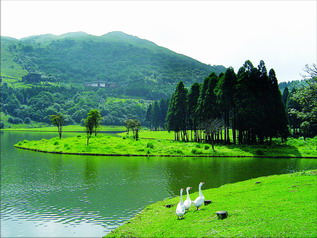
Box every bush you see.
[174,149,183,154]
[147,142,154,149]
[204,145,210,150]
[192,148,202,154]
[195,144,202,148]
[255,150,264,155]
[24,117,31,124]
[255,150,264,156]
[0,121,4,129]
[54,141,59,145]
[8,117,23,124]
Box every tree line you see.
[145,98,169,130]
[282,64,317,138]
[0,83,148,127]
[163,60,289,145]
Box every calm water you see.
[1,131,317,237]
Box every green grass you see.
[106,170,317,237]
[121,130,175,140]
[14,133,317,157]
[3,125,126,132]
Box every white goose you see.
[184,187,192,210]
[176,188,185,219]
[192,182,205,210]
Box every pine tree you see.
[268,69,289,141]
[282,87,289,106]
[159,98,169,130]
[187,83,200,141]
[166,81,188,141]
[216,67,237,144]
[145,104,153,129]
[152,101,161,130]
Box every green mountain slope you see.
[1,31,225,98]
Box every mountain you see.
[1,31,226,98]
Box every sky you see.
[1,0,316,82]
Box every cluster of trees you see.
[124,119,141,140]
[0,83,149,127]
[282,64,317,138]
[145,99,169,130]
[50,109,102,145]
[165,60,289,145]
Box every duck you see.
[192,182,205,211]
[184,187,192,210]
[176,188,185,219]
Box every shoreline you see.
[105,170,317,237]
[3,130,124,133]
[14,145,317,159]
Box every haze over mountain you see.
[1,31,225,98]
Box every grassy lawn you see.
[106,170,317,237]
[14,133,317,157]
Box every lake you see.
[1,131,317,237]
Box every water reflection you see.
[1,132,316,237]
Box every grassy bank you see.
[3,125,126,132]
[106,170,317,237]
[14,133,317,157]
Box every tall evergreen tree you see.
[268,69,289,141]
[166,81,188,141]
[152,101,161,130]
[187,83,200,141]
[282,87,289,106]
[216,67,237,144]
[145,104,153,129]
[159,98,169,130]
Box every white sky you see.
[1,0,316,82]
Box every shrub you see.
[0,121,4,129]
[8,117,23,124]
[54,141,59,145]
[147,142,154,149]
[77,135,81,137]
[204,145,210,150]
[174,149,183,154]
[24,117,31,124]
[192,148,202,154]
[255,150,264,156]
[195,144,202,148]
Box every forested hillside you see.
[1,31,225,99]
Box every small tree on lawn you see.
[50,114,64,139]
[87,109,102,136]
[124,119,133,137]
[125,119,141,140]
[85,115,94,145]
